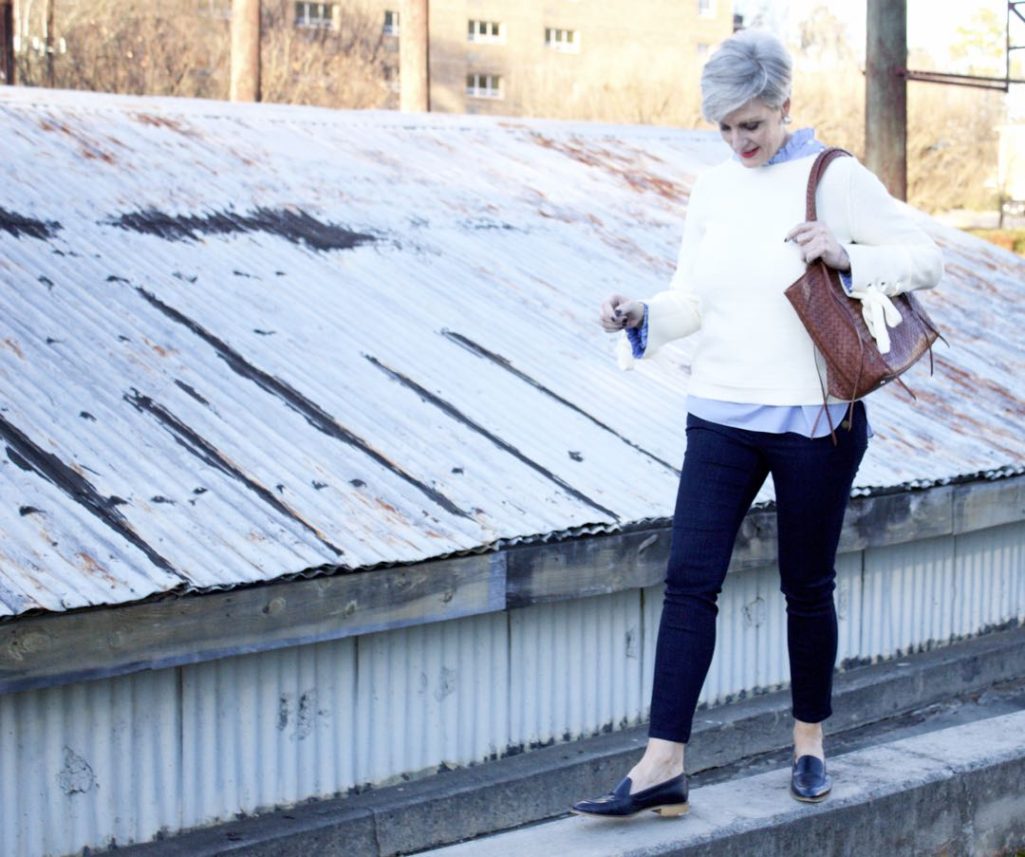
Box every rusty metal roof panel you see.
[1,87,1023,619]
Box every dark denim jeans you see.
[648,403,869,743]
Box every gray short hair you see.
[700,29,793,123]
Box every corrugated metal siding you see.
[0,669,179,857]
[1,87,1024,621]
[509,590,644,746]
[954,521,1025,637]
[835,552,865,667]
[861,536,958,661]
[181,636,359,825]
[354,612,509,785]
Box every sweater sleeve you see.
[840,159,944,297]
[625,176,705,362]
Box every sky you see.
[734,0,1014,60]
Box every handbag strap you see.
[805,147,853,221]
[805,146,855,443]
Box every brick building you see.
[300,0,735,123]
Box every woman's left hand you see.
[785,222,851,271]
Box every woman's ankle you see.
[793,719,825,759]
[627,738,685,791]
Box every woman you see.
[572,30,942,818]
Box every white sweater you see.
[629,154,944,405]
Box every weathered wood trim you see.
[506,527,669,608]
[0,552,505,694]
[953,476,1025,534]
[2,474,1023,694]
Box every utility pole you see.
[400,0,429,112]
[44,0,53,87]
[230,0,260,102]
[0,0,14,85]
[865,0,907,200]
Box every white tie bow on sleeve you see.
[850,283,903,354]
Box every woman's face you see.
[718,98,790,168]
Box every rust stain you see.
[2,338,24,359]
[38,117,116,165]
[76,551,120,587]
[529,131,691,203]
[143,337,177,358]
[38,118,66,134]
[593,223,675,273]
[935,355,1024,415]
[229,148,257,167]
[943,262,998,296]
[81,147,116,165]
[133,113,199,138]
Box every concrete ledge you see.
[107,626,1025,857]
[429,710,1025,856]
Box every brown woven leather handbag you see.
[784,147,943,404]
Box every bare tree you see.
[789,5,1005,214]
[13,0,395,108]
[259,0,394,108]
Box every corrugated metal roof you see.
[1,87,1023,620]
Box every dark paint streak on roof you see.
[441,328,681,477]
[124,389,345,558]
[105,207,378,252]
[136,287,471,520]
[364,353,622,523]
[0,412,185,580]
[174,379,210,406]
[0,207,62,240]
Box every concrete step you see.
[423,709,1025,857]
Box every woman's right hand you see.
[599,294,645,332]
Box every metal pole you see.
[400,0,429,112]
[0,0,14,85]
[865,0,907,200]
[230,0,260,102]
[1008,1,1012,87]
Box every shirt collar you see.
[729,127,824,165]
[765,127,824,165]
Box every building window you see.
[295,2,334,29]
[544,27,579,52]
[698,0,715,17]
[197,0,232,19]
[468,20,503,43]
[466,73,502,99]
[384,10,399,36]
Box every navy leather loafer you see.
[571,774,689,818]
[791,755,831,802]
